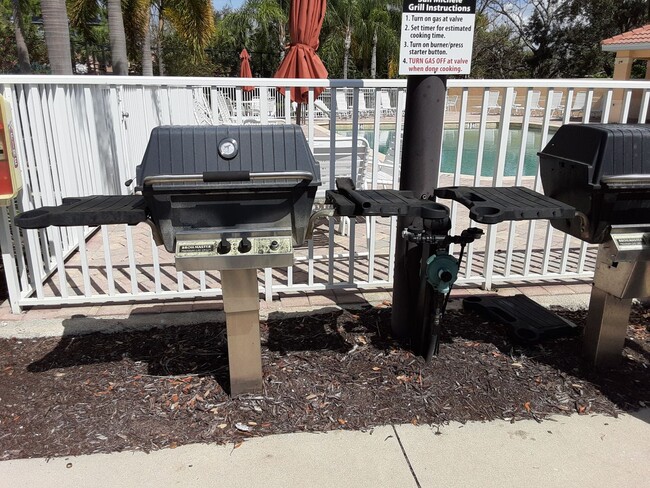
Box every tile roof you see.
[602,24,650,48]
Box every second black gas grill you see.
[539,124,650,367]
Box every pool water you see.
[339,127,553,177]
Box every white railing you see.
[0,75,648,313]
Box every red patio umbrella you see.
[274,0,328,121]
[240,49,254,92]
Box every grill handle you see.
[141,171,313,187]
[203,171,250,182]
[601,174,650,189]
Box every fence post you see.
[0,208,22,313]
[482,87,514,291]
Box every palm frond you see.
[164,0,216,58]
[66,0,100,41]
[121,0,150,58]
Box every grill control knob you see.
[238,238,252,254]
[217,239,231,255]
[269,240,279,251]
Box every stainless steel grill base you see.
[584,288,633,369]
[583,226,650,368]
[221,268,263,396]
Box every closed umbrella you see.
[274,0,328,123]
[240,48,254,92]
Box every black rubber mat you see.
[15,195,147,229]
[462,294,580,343]
[434,186,575,224]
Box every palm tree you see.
[69,0,213,76]
[41,0,73,74]
[215,0,287,77]
[153,0,216,75]
[11,0,32,72]
[69,0,129,74]
[326,0,361,79]
[107,0,128,74]
[358,0,399,78]
[121,0,152,75]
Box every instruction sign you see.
[399,0,476,76]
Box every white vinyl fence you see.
[0,75,648,313]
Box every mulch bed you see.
[1,303,649,460]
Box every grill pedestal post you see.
[221,268,263,396]
[583,237,650,368]
[583,287,633,369]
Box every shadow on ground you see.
[23,300,649,415]
[27,315,234,392]
[441,304,650,415]
[26,302,370,394]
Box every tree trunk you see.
[41,0,73,74]
[107,0,129,75]
[157,6,165,76]
[343,24,351,80]
[371,28,377,79]
[142,24,153,76]
[12,0,31,73]
[279,24,286,62]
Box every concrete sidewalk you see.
[2,410,649,487]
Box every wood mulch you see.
[1,303,648,460]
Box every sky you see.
[212,0,246,11]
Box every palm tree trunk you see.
[12,0,31,73]
[41,0,73,74]
[343,25,351,80]
[107,0,129,75]
[278,23,286,62]
[142,26,153,76]
[371,28,377,79]
[157,5,165,76]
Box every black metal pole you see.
[391,75,447,345]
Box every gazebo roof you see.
[602,24,650,52]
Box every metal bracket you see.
[144,219,164,246]
[306,205,335,240]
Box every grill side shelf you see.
[325,189,449,218]
[15,195,148,229]
[434,186,576,224]
[325,177,450,218]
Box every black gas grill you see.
[17,125,321,395]
[136,126,319,272]
[539,124,650,367]
[539,124,650,244]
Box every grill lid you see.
[538,124,650,186]
[136,125,321,190]
[540,123,650,244]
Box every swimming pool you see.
[338,127,554,177]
